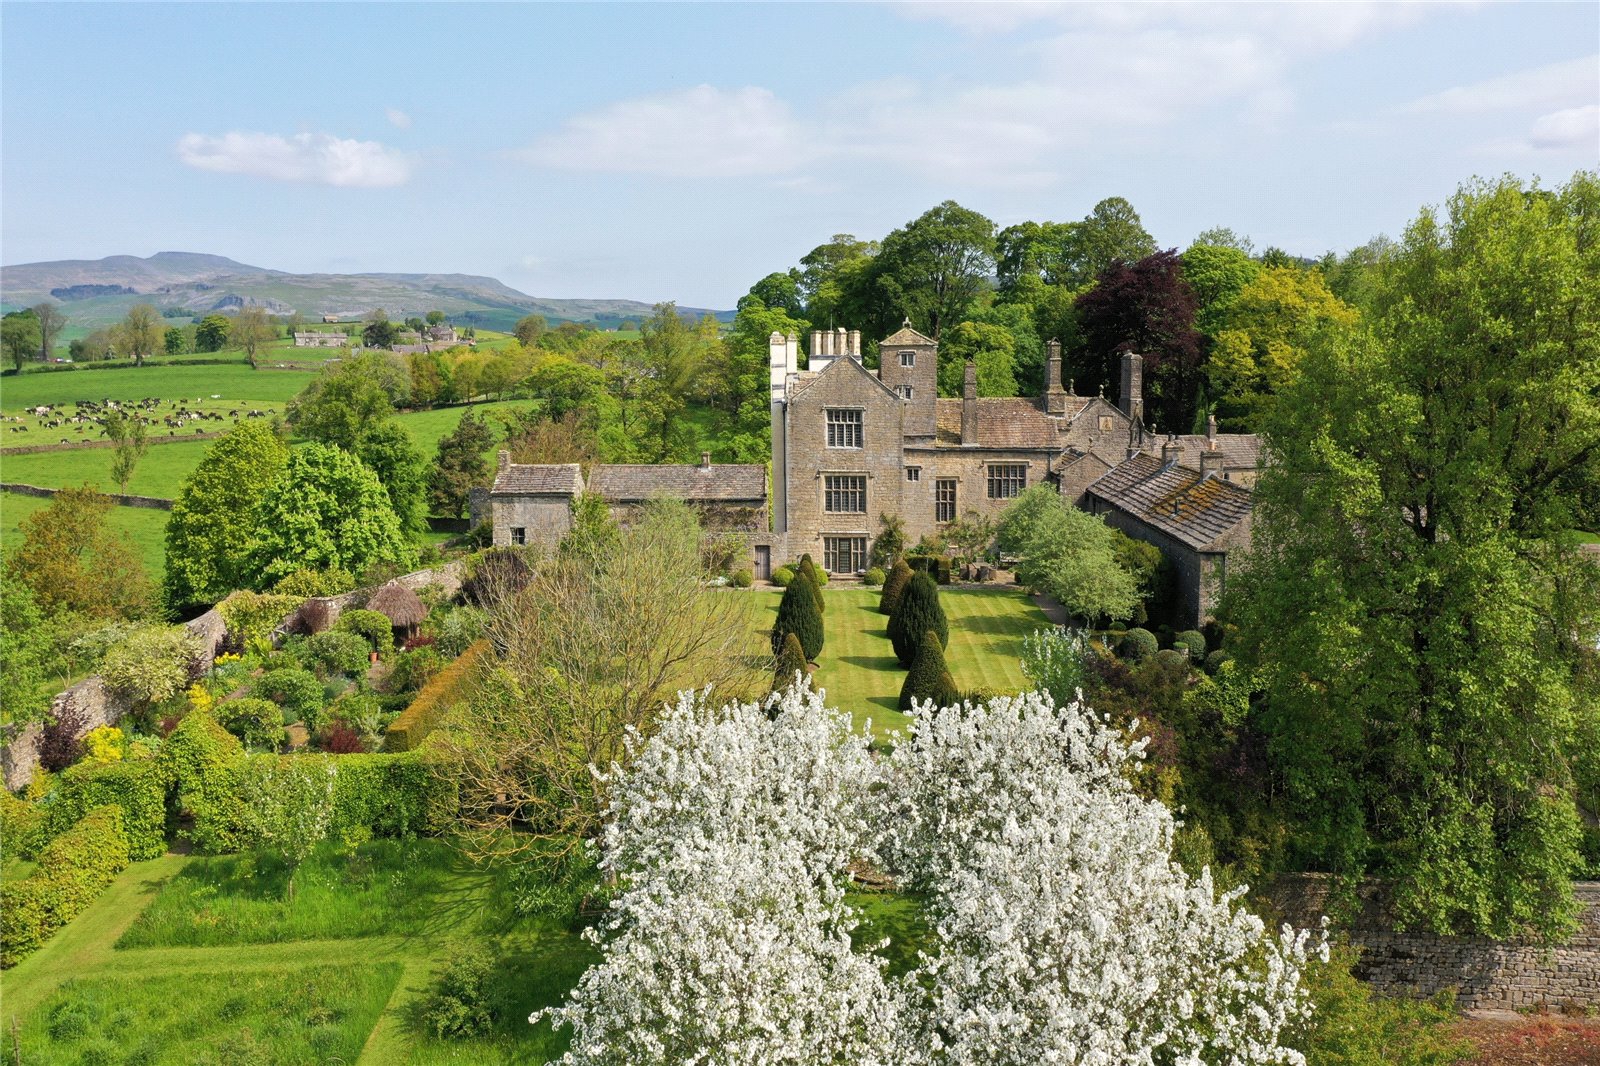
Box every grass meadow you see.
[1,489,169,578]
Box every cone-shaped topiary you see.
[889,572,948,667]
[879,558,913,616]
[771,576,824,660]
[796,556,825,614]
[772,631,809,694]
[900,629,960,712]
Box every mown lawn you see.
[747,585,1050,735]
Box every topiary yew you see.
[797,557,825,614]
[1118,627,1159,662]
[889,572,948,668]
[900,630,959,712]
[879,559,913,616]
[773,631,808,694]
[771,576,824,661]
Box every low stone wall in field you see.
[0,433,223,456]
[0,482,174,511]
[1266,874,1600,1013]
[0,561,465,792]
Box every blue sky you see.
[3,2,1596,308]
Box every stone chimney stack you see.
[1161,434,1180,465]
[1119,351,1145,425]
[699,451,711,470]
[848,329,861,357]
[1044,338,1068,415]
[962,358,979,446]
[1206,412,1218,443]
[1199,436,1225,479]
[497,450,510,473]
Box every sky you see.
[2,1,1596,309]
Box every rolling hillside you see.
[1,251,732,334]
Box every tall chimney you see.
[1119,351,1145,425]
[962,358,979,446]
[1199,436,1225,479]
[497,449,510,473]
[809,331,822,361]
[848,329,861,357]
[834,327,848,360]
[1206,412,1217,443]
[1044,338,1067,415]
[1161,434,1180,465]
[699,451,711,470]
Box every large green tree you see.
[2,310,41,370]
[5,487,152,620]
[245,443,415,588]
[165,421,291,613]
[428,409,497,518]
[996,485,1141,623]
[30,302,66,362]
[1230,172,1600,938]
[116,304,162,366]
[873,201,996,342]
[195,314,231,352]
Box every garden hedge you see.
[1173,630,1208,661]
[1,805,130,968]
[0,789,45,861]
[161,711,248,854]
[1118,628,1159,661]
[337,609,396,655]
[386,640,491,753]
[39,759,168,861]
[228,751,457,848]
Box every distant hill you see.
[0,252,732,333]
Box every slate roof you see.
[490,463,585,496]
[588,464,766,503]
[933,397,1065,449]
[879,324,936,347]
[1152,433,1263,470]
[1086,453,1254,551]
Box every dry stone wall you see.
[0,482,174,511]
[1267,874,1600,1012]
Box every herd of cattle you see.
[4,397,277,443]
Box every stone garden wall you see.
[1266,874,1600,1012]
[0,561,465,792]
[0,482,174,511]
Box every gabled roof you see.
[932,397,1063,449]
[1086,453,1253,551]
[879,324,935,347]
[491,463,584,496]
[788,351,902,403]
[588,464,766,503]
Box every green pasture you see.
[1,841,596,1065]
[748,586,1048,735]
[1,489,169,578]
[1,364,315,413]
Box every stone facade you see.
[1267,875,1600,1013]
[292,331,348,348]
[770,325,1261,591]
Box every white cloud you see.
[1528,104,1600,150]
[1399,55,1598,115]
[523,85,804,178]
[177,131,413,187]
[386,107,412,130]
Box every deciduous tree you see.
[116,304,162,366]
[2,309,41,370]
[29,302,65,361]
[233,305,275,369]
[874,200,996,342]
[102,410,148,494]
[194,314,230,353]
[5,486,152,620]
[1230,172,1600,938]
[997,485,1140,623]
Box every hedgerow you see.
[1,805,130,968]
[161,711,248,854]
[386,640,490,753]
[38,759,168,861]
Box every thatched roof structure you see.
[366,581,426,630]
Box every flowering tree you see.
[878,691,1321,1065]
[241,758,337,899]
[538,684,1321,1065]
[534,682,899,1064]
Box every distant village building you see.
[293,331,348,348]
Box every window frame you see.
[935,478,957,523]
[510,527,527,546]
[823,474,867,514]
[823,535,868,574]
[825,408,864,449]
[899,350,916,367]
[986,463,1028,500]
[905,466,920,482]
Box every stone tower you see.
[877,319,938,439]
[1118,351,1144,426]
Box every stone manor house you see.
[486,323,1262,625]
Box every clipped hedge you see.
[161,711,248,854]
[0,790,45,861]
[39,759,168,861]
[1,805,130,968]
[231,751,456,848]
[1173,630,1208,661]
[771,565,796,588]
[1118,627,1159,661]
[337,609,396,655]
[907,554,954,585]
[386,640,490,753]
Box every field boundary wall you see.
[1,482,174,510]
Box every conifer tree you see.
[772,576,824,660]
[797,555,825,614]
[773,631,809,695]
[899,629,959,712]
[889,572,948,667]
[879,558,913,616]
